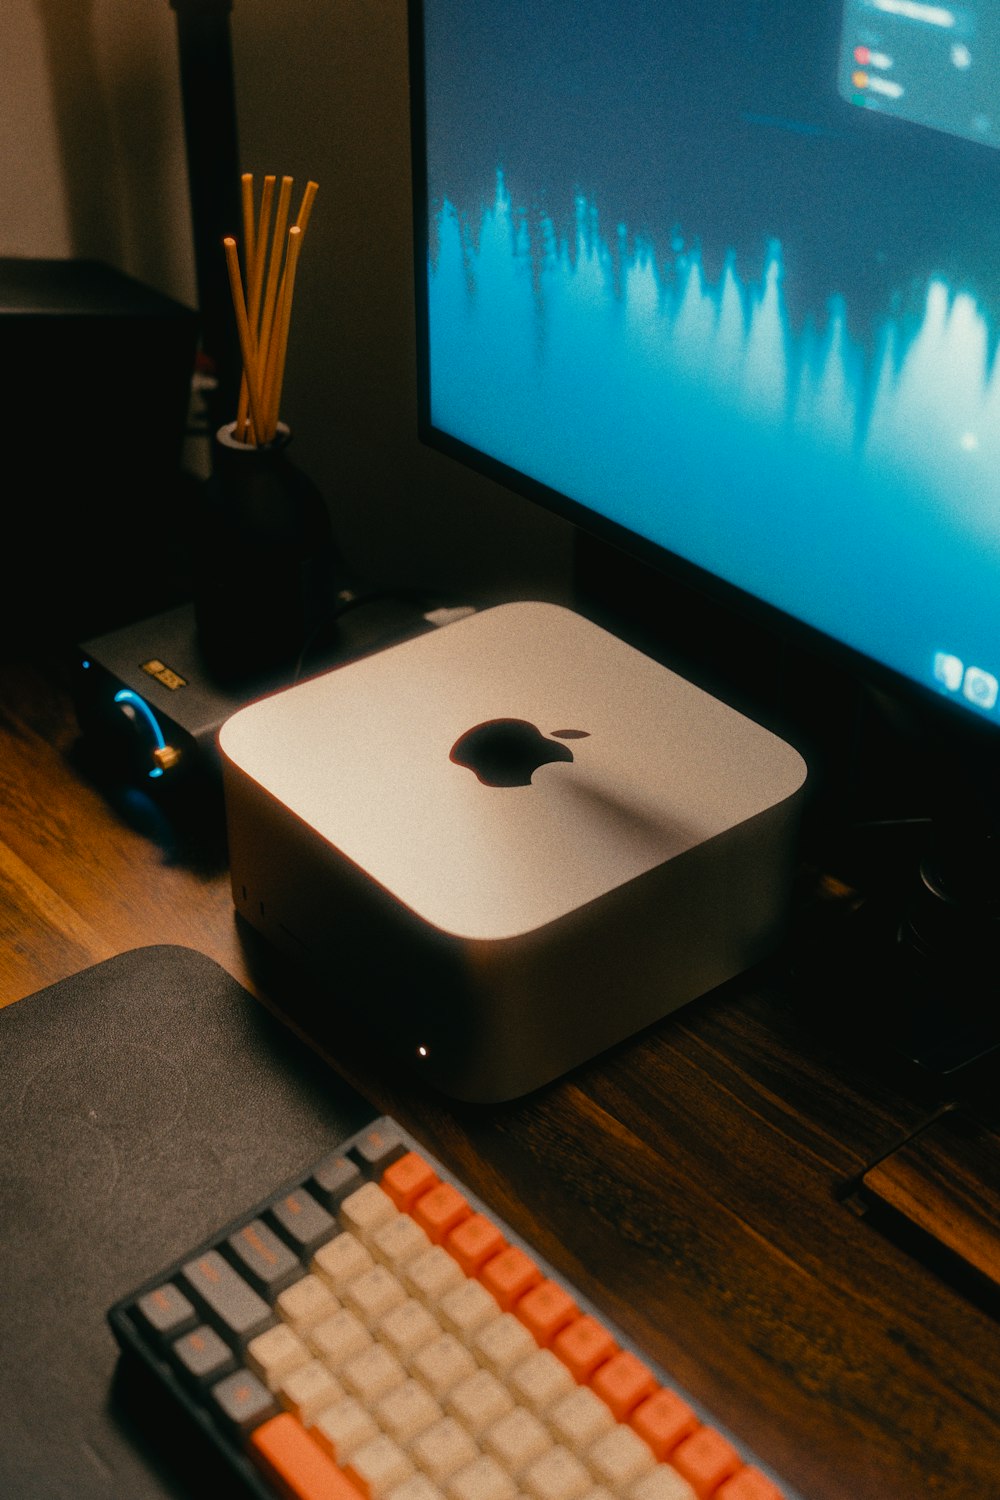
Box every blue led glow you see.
[113,689,166,778]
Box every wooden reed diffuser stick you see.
[235,173,276,442]
[261,224,303,439]
[223,236,265,441]
[255,176,294,415]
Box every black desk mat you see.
[0,945,376,1500]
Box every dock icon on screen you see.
[933,651,964,692]
[962,665,999,711]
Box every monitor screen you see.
[410,0,1000,730]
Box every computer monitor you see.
[408,0,1000,1060]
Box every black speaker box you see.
[1,258,199,656]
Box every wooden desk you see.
[2,651,998,1500]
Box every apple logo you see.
[449,719,590,787]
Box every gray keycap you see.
[270,1187,336,1256]
[226,1218,301,1296]
[352,1119,408,1172]
[172,1324,236,1383]
[311,1152,363,1206]
[135,1282,197,1341]
[209,1368,278,1434]
[182,1250,274,1343]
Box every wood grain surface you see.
[3,650,999,1500]
[860,1108,1000,1296]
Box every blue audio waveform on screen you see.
[427,172,1000,708]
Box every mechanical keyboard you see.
[108,1115,796,1500]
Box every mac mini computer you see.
[220,602,807,1101]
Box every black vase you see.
[193,422,343,686]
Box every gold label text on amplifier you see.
[141,659,187,691]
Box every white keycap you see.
[410,1416,479,1484]
[277,1360,344,1426]
[246,1323,312,1390]
[277,1273,340,1333]
[473,1312,538,1376]
[341,1342,408,1402]
[445,1368,515,1436]
[411,1333,479,1398]
[312,1395,380,1462]
[445,1455,519,1500]
[628,1465,698,1500]
[378,1297,442,1363]
[586,1424,656,1490]
[483,1406,553,1476]
[437,1278,502,1339]
[386,1475,448,1500]
[404,1245,466,1303]
[522,1444,594,1500]
[372,1213,434,1271]
[312,1231,375,1293]
[344,1264,409,1326]
[340,1182,400,1242]
[308,1307,373,1369]
[376,1378,444,1446]
[547,1386,617,1455]
[508,1348,575,1413]
[346,1433,415,1497]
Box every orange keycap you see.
[717,1467,786,1500]
[629,1386,700,1459]
[671,1426,742,1498]
[479,1244,542,1310]
[514,1278,579,1345]
[446,1211,507,1275]
[551,1314,619,1382]
[589,1349,658,1420]
[250,1412,364,1500]
[381,1151,439,1211]
[411,1180,472,1243]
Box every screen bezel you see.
[406,0,1000,755]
